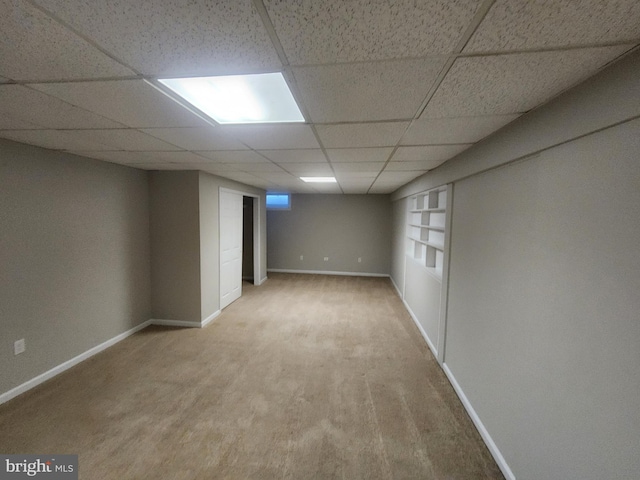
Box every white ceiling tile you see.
[76,129,181,151]
[326,147,394,163]
[0,0,133,81]
[141,127,248,150]
[0,85,124,129]
[220,125,320,150]
[466,0,640,53]
[264,178,312,192]
[391,145,472,166]
[367,184,397,194]
[335,172,378,180]
[236,163,285,173]
[403,114,520,144]
[193,163,244,173]
[384,161,431,172]
[332,162,385,174]
[139,151,210,163]
[307,183,343,194]
[338,178,375,190]
[252,172,300,183]
[31,80,210,128]
[33,0,281,76]
[0,129,111,151]
[341,186,371,194]
[293,58,446,122]
[424,47,631,117]
[264,0,482,64]
[316,122,409,148]
[281,163,334,176]
[69,151,161,164]
[211,171,263,184]
[259,149,326,163]
[192,163,237,173]
[0,115,39,130]
[72,150,212,166]
[129,163,192,171]
[195,150,268,163]
[376,171,425,183]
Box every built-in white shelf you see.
[406,186,448,279]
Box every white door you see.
[220,190,243,309]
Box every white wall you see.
[1,140,151,397]
[390,49,640,479]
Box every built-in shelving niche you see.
[406,187,448,279]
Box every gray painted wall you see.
[390,197,407,293]
[446,121,640,479]
[1,140,151,395]
[390,49,640,479]
[267,194,391,275]
[149,171,202,322]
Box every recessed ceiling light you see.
[158,72,304,124]
[300,176,337,183]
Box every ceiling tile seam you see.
[224,142,311,187]
[308,124,344,194]
[287,54,452,70]
[11,75,143,85]
[252,0,290,67]
[413,0,496,121]
[456,40,640,59]
[24,0,142,77]
[313,119,413,126]
[363,0,499,193]
[410,113,640,200]
[143,80,221,128]
[14,84,130,129]
[454,0,497,53]
[515,44,640,119]
[364,59,461,192]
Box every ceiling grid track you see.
[366,0,496,194]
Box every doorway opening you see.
[219,187,261,311]
[242,196,254,284]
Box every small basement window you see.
[266,193,291,210]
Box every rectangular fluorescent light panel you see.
[300,177,337,183]
[158,72,304,124]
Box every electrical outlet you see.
[14,339,25,355]
[324,257,329,261]
[300,255,303,261]
[358,257,362,263]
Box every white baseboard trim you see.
[403,300,438,359]
[201,310,221,328]
[442,363,516,480]
[0,320,152,406]
[258,276,268,285]
[149,318,202,328]
[268,268,389,278]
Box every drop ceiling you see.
[0,0,638,194]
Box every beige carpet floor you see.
[0,273,504,479]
